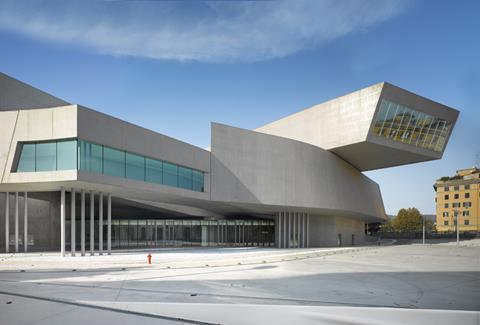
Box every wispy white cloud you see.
[0,0,411,63]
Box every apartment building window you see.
[454,185,459,191]
[454,194,459,199]
[452,202,460,208]
[444,203,449,208]
[463,211,470,217]
[463,202,472,208]
[444,186,449,191]
[444,194,449,200]
[444,221,448,226]
[464,184,470,190]
[464,220,470,225]
[465,193,470,199]
[442,212,449,217]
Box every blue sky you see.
[0,0,479,215]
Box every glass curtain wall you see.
[107,219,275,249]
[15,138,205,192]
[372,99,452,152]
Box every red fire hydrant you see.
[147,254,152,264]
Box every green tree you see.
[391,208,423,232]
[379,220,395,233]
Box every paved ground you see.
[0,240,479,324]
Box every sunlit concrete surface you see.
[0,241,479,324]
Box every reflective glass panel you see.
[14,138,204,192]
[192,170,204,192]
[163,162,178,187]
[78,140,103,173]
[126,152,145,181]
[103,146,125,177]
[57,139,77,170]
[35,142,56,171]
[17,143,35,172]
[178,166,193,190]
[145,158,162,185]
[372,99,452,152]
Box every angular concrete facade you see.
[0,73,459,253]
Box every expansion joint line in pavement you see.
[0,279,407,309]
[0,289,219,325]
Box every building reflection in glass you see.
[372,99,452,152]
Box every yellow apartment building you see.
[434,167,480,232]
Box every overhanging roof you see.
[256,82,459,171]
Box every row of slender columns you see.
[4,192,29,253]
[276,212,309,248]
[60,188,112,257]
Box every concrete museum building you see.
[0,73,459,255]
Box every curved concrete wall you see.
[210,123,386,221]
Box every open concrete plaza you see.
[0,240,479,324]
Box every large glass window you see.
[103,147,125,177]
[163,162,178,187]
[36,142,57,171]
[372,99,452,152]
[17,143,35,172]
[126,153,145,181]
[15,138,204,192]
[78,140,103,173]
[192,170,204,192]
[57,140,77,170]
[146,158,162,184]
[179,166,193,190]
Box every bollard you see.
[147,254,152,264]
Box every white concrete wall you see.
[77,106,210,174]
[211,123,386,221]
[0,105,78,184]
[308,215,365,247]
[256,83,382,149]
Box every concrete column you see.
[5,192,9,253]
[71,189,76,256]
[14,192,18,253]
[172,221,175,247]
[242,222,245,246]
[225,223,228,245]
[154,220,157,247]
[297,213,301,248]
[60,188,65,257]
[302,213,306,248]
[297,213,300,248]
[99,193,103,255]
[24,192,28,252]
[80,190,85,256]
[283,212,287,248]
[277,213,282,248]
[234,221,237,246]
[298,213,302,248]
[163,220,166,248]
[107,193,111,255]
[291,213,295,248]
[285,212,289,248]
[90,191,94,255]
[306,213,310,248]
